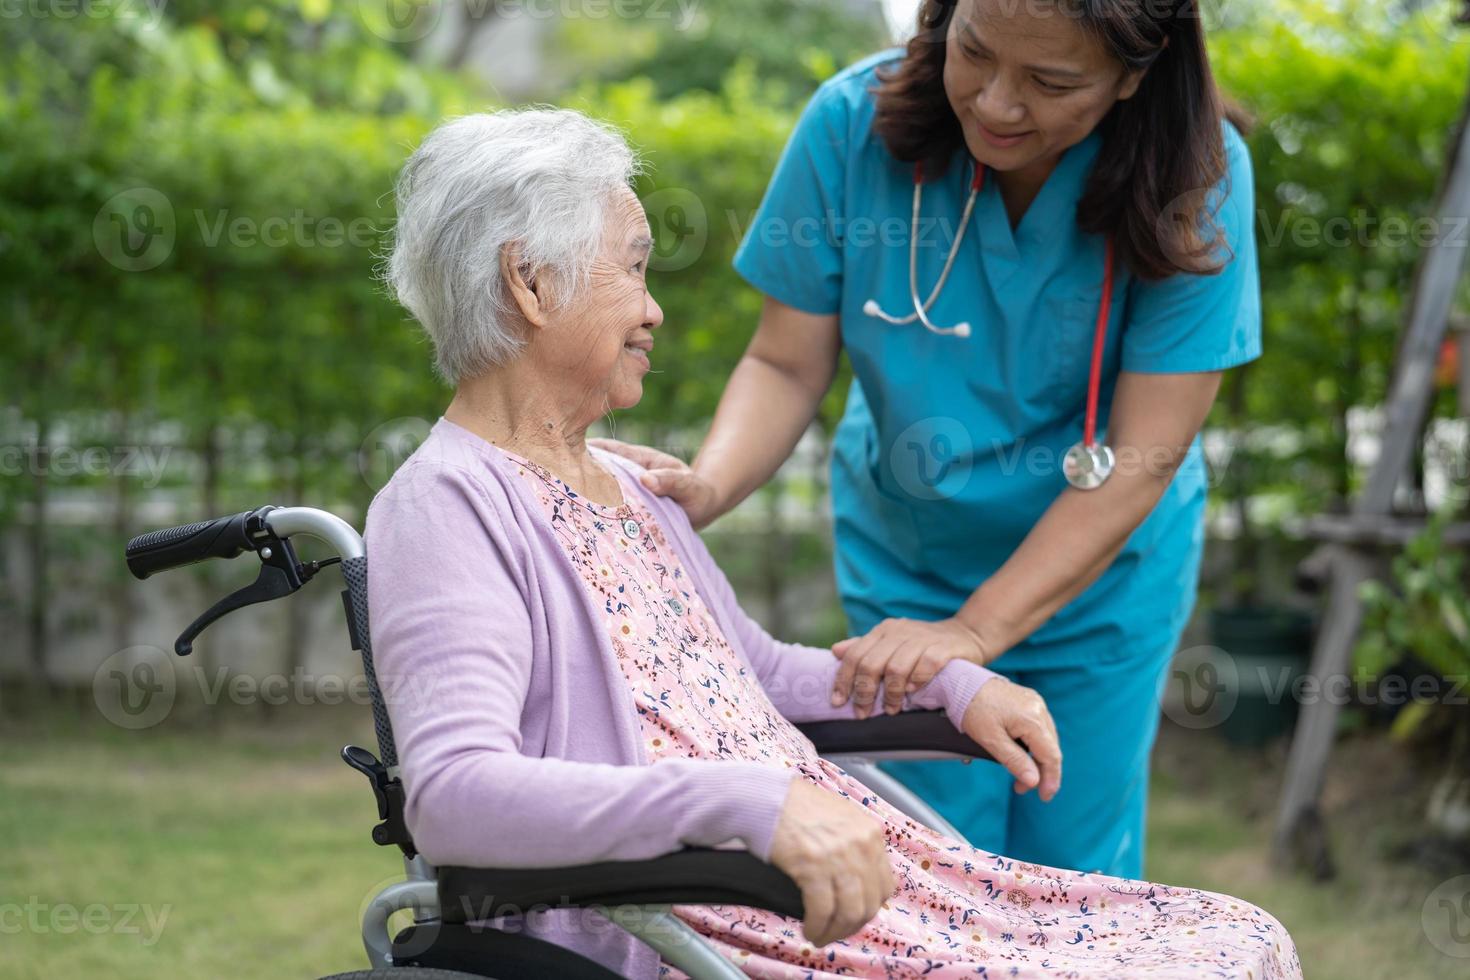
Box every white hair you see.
[384,108,644,384]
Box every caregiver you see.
[598,0,1259,879]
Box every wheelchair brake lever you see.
[341,745,416,856]
[173,531,308,656]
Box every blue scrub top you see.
[732,51,1261,669]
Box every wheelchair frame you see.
[125,504,993,979]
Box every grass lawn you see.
[1,704,1465,979]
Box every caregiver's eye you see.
[1034,77,1077,94]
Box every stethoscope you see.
[863,159,1118,490]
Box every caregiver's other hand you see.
[831,617,990,718]
[587,437,722,529]
[769,779,894,947]
[959,677,1062,802]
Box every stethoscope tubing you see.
[864,158,1118,489]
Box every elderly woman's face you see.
[545,185,663,414]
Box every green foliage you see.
[1,4,478,524]
[558,0,889,105]
[1209,2,1470,518]
[3,0,1468,561]
[1356,508,1470,686]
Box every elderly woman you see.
[366,109,1300,980]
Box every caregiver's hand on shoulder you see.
[587,437,722,529]
[960,677,1062,802]
[830,616,990,718]
[769,779,895,947]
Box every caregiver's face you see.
[549,184,663,413]
[943,0,1145,176]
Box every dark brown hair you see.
[872,0,1252,281]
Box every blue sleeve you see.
[731,81,851,315]
[1120,124,1262,373]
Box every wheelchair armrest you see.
[797,708,992,760]
[435,847,804,924]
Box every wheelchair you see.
[125,504,995,979]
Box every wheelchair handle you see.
[125,507,272,580]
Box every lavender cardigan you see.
[364,417,995,977]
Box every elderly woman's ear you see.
[499,244,551,330]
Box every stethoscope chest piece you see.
[1064,441,1115,490]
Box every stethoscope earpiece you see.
[863,157,1119,489]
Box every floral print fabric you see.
[505,450,1302,980]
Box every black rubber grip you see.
[436,847,804,924]
[125,510,257,579]
[797,709,992,760]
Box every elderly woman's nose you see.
[644,288,665,329]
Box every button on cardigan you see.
[364,417,995,977]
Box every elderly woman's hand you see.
[769,779,895,948]
[588,438,723,529]
[959,677,1062,802]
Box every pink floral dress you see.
[504,449,1302,980]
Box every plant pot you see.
[1208,605,1315,748]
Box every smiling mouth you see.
[976,123,1033,144]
